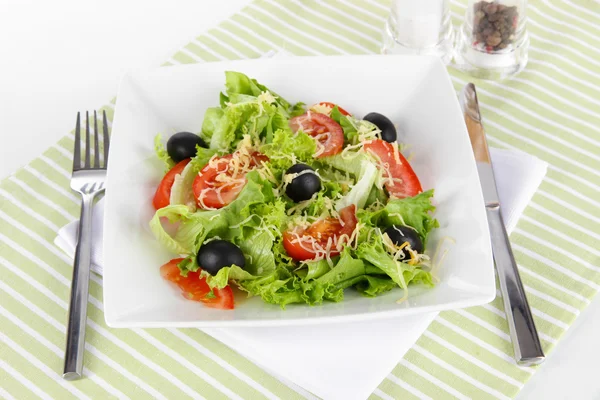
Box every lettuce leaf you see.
[210,249,386,307]
[359,189,438,245]
[356,234,408,289]
[261,129,316,174]
[149,205,224,255]
[224,71,293,113]
[302,259,332,280]
[330,106,359,143]
[228,199,287,276]
[150,171,275,261]
[225,71,262,97]
[170,146,218,209]
[207,265,256,289]
[189,145,219,170]
[154,134,175,171]
[289,102,306,117]
[316,249,366,289]
[200,107,224,144]
[355,276,397,297]
[318,151,370,178]
[336,160,378,211]
[364,185,389,208]
[356,232,433,290]
[169,160,198,209]
[330,107,379,145]
[208,101,265,150]
[205,71,303,150]
[265,111,288,143]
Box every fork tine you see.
[103,110,110,168]
[85,111,91,168]
[93,111,100,168]
[73,112,81,171]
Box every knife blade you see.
[459,83,545,366]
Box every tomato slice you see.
[311,102,351,116]
[160,258,186,283]
[283,205,357,261]
[198,286,234,309]
[192,151,268,209]
[152,159,191,210]
[363,139,422,199]
[289,112,344,158]
[160,258,234,310]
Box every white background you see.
[1,1,599,398]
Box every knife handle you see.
[486,206,545,366]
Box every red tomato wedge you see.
[311,102,351,116]
[283,205,357,261]
[193,151,268,209]
[160,258,234,310]
[152,159,191,210]
[160,258,187,282]
[363,139,422,199]
[289,112,344,158]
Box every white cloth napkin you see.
[55,147,547,400]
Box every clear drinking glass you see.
[454,0,529,79]
[382,0,454,65]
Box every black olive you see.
[384,225,423,260]
[167,132,207,163]
[363,112,397,143]
[196,240,245,276]
[285,164,321,202]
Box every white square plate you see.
[103,55,495,328]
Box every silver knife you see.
[459,83,545,366]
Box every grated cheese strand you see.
[310,103,332,116]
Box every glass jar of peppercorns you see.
[454,0,529,80]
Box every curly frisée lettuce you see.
[150,71,439,308]
[359,190,439,246]
[151,171,275,261]
[204,71,304,151]
[154,134,176,171]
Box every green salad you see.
[151,71,438,310]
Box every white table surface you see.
[1,1,599,399]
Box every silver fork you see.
[63,111,110,380]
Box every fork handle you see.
[63,193,96,380]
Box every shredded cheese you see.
[391,142,402,166]
[286,213,360,263]
[197,188,218,210]
[341,142,366,159]
[203,236,223,245]
[281,169,319,193]
[310,103,332,116]
[198,134,276,210]
[257,90,277,105]
[387,213,407,226]
[312,138,327,158]
[229,214,261,229]
[286,193,318,215]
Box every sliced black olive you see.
[384,225,423,260]
[167,131,207,163]
[196,240,245,276]
[285,163,321,202]
[363,112,397,143]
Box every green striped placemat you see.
[1,0,599,399]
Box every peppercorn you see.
[472,1,519,52]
